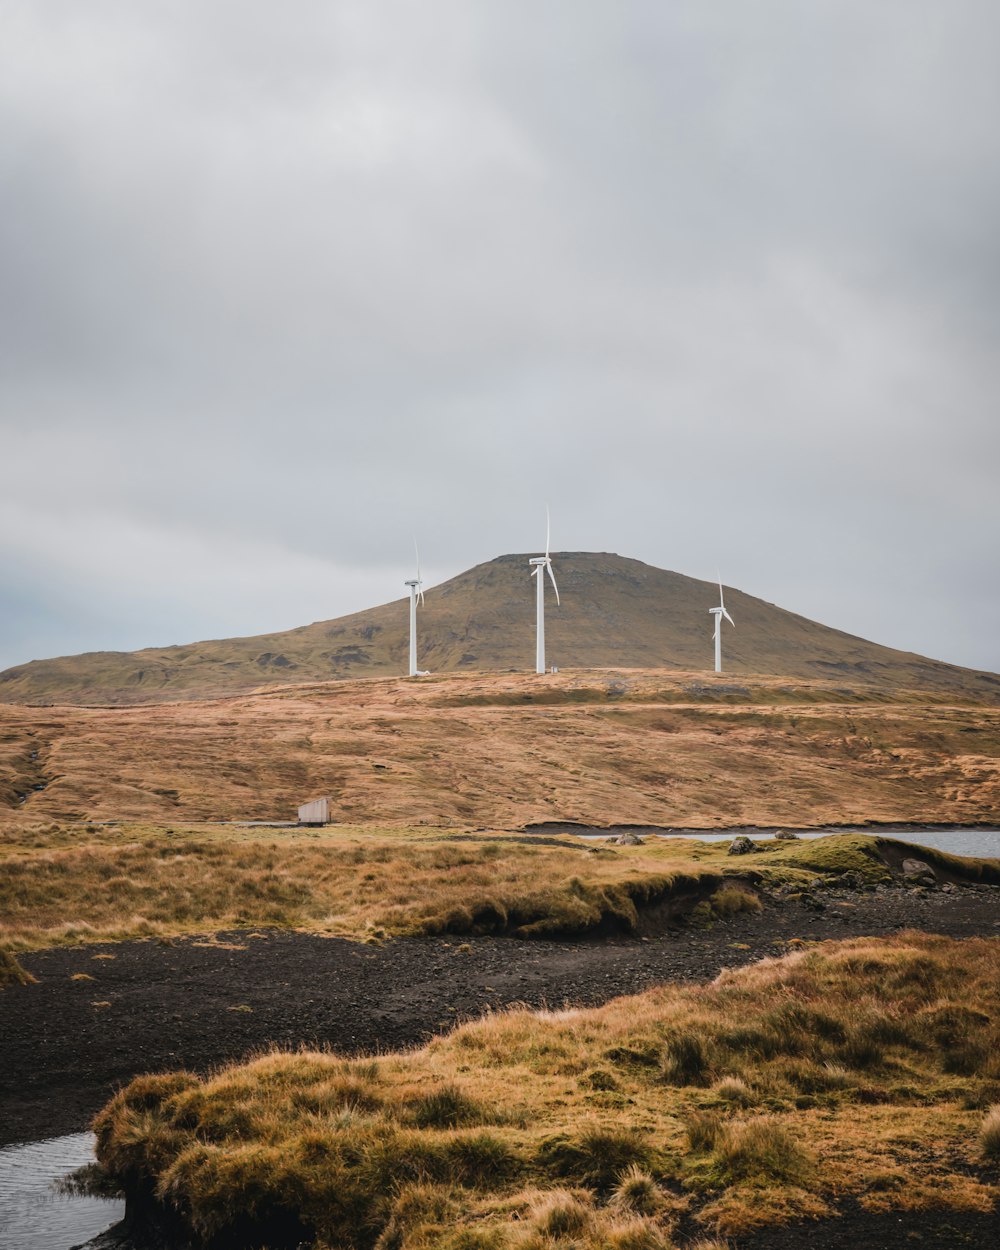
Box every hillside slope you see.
[2,669,999,828]
[1,553,996,705]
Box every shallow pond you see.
[672,828,1000,858]
[575,828,1000,858]
[0,1132,123,1250]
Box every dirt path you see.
[3,884,999,1150]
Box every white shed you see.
[297,796,330,826]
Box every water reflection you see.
[576,828,1000,859]
[677,829,1000,858]
[0,1132,123,1250]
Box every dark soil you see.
[2,884,999,1249]
[739,1202,1000,1249]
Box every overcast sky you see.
[2,1,998,674]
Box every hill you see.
[1,553,997,706]
[2,668,999,828]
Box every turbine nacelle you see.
[407,539,425,607]
[712,575,735,629]
[529,556,560,604]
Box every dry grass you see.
[981,1105,1000,1161]
[1,825,995,952]
[2,668,999,832]
[0,824,733,950]
[0,946,35,987]
[707,886,762,918]
[93,933,1000,1247]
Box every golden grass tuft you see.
[0,946,35,986]
[610,1165,666,1216]
[709,885,762,918]
[712,1076,755,1106]
[981,1105,1000,1161]
[711,1118,814,1185]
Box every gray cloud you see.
[2,1,998,672]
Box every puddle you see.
[0,1132,124,1250]
[578,829,1000,858]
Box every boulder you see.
[608,831,644,846]
[901,858,936,887]
[728,835,756,856]
[774,830,800,840]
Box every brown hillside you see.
[2,669,998,829]
[1,553,997,706]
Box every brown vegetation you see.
[982,1105,1000,1161]
[2,824,994,953]
[92,932,1000,1247]
[0,822,728,950]
[2,668,999,830]
[0,946,35,987]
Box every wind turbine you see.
[709,574,735,673]
[404,541,426,677]
[528,508,560,674]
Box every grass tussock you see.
[981,1105,1000,1161]
[713,1076,755,1106]
[0,946,35,986]
[92,934,1000,1247]
[610,1165,666,1216]
[711,1119,814,1186]
[709,885,762,918]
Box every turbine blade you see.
[547,559,560,605]
[531,564,540,578]
[717,571,726,612]
[545,504,551,560]
[723,609,735,628]
[414,537,421,583]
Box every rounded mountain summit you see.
[1,554,996,706]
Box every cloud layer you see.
[2,1,998,671]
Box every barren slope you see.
[2,553,996,705]
[2,669,998,829]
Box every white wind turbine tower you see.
[709,573,735,673]
[528,508,560,674]
[404,541,426,677]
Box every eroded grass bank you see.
[94,933,1000,1247]
[1,826,997,951]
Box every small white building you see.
[297,796,330,826]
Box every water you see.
[0,1133,124,1250]
[577,828,1000,859]
[662,828,1000,859]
